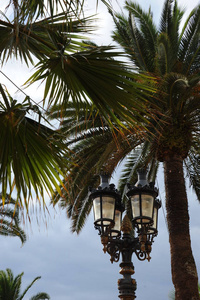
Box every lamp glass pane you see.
[147,206,158,234]
[153,206,158,229]
[141,194,154,223]
[131,195,140,219]
[93,197,101,222]
[112,210,121,235]
[102,196,115,225]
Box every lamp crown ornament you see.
[121,215,132,234]
[135,168,148,187]
[127,169,158,198]
[99,172,110,189]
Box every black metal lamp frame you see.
[89,171,160,300]
[90,181,123,236]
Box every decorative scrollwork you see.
[94,225,102,236]
[107,241,120,263]
[135,249,147,261]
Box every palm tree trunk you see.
[164,155,199,300]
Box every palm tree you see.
[0,195,26,243]
[0,268,50,300]
[49,1,200,299]
[0,0,152,206]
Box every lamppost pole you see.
[89,169,161,299]
[118,215,137,300]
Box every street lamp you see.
[89,169,161,300]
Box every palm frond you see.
[184,149,200,202]
[178,5,200,75]
[125,1,157,71]
[0,220,26,243]
[118,148,144,192]
[0,268,50,300]
[19,276,41,300]
[169,0,184,60]
[0,84,66,207]
[30,293,50,300]
[112,1,158,71]
[47,101,109,142]
[157,32,172,74]
[0,269,22,299]
[159,0,184,70]
[26,46,154,127]
[5,0,85,26]
[0,195,26,243]
[111,12,138,65]
[159,0,173,34]
[70,193,93,233]
[0,7,95,65]
[118,140,157,195]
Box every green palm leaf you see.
[159,0,174,34]
[0,269,50,300]
[18,276,41,300]
[112,1,157,72]
[126,1,157,71]
[0,84,66,206]
[178,5,200,75]
[0,9,94,66]
[184,150,200,201]
[0,195,26,243]
[19,0,84,19]
[26,45,155,127]
[30,294,50,300]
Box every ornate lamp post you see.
[89,169,161,300]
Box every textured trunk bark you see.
[164,156,199,300]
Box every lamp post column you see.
[118,215,137,300]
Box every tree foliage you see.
[0,269,50,300]
[0,0,156,207]
[0,195,26,243]
[53,0,200,232]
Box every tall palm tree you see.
[0,195,26,243]
[49,1,200,299]
[0,269,50,300]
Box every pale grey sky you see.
[0,0,200,299]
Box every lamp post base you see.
[118,281,136,300]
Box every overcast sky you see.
[0,0,200,299]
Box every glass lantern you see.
[130,193,155,224]
[93,195,116,228]
[90,174,123,236]
[127,169,158,226]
